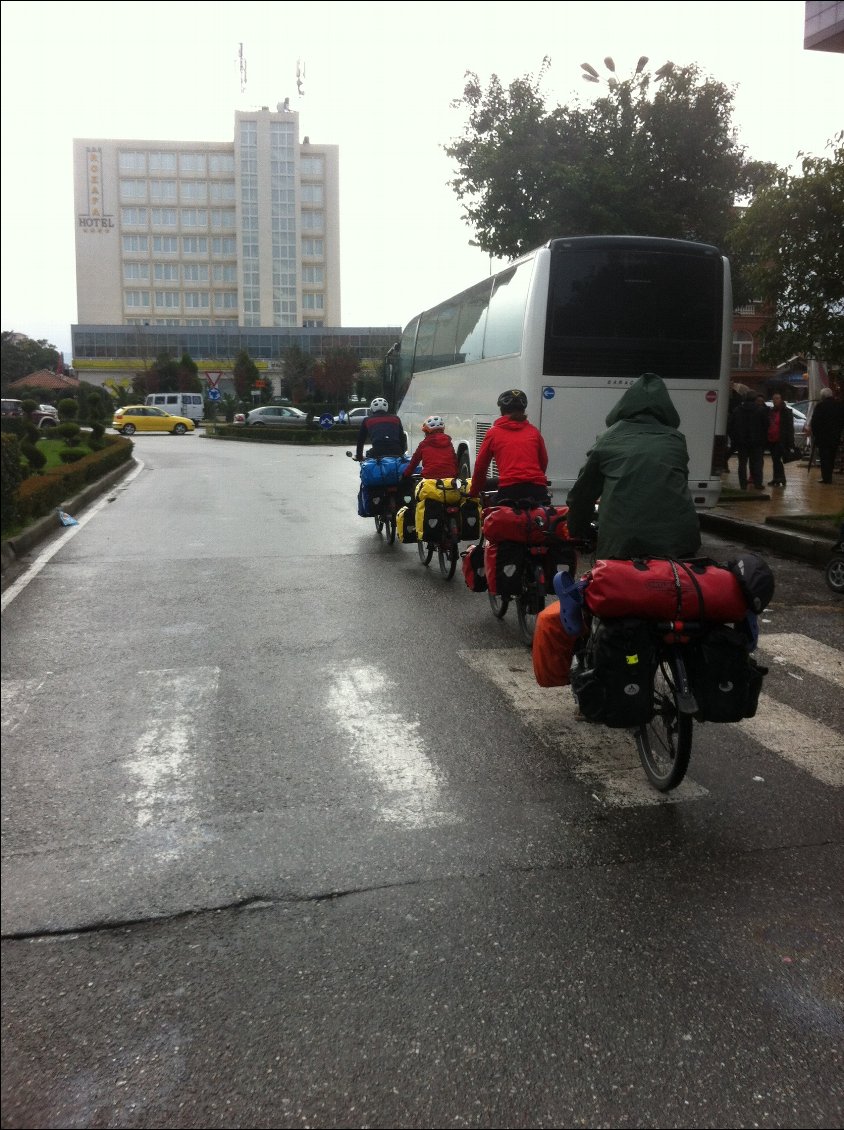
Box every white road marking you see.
[738,696,844,787]
[124,667,220,843]
[458,648,708,807]
[757,633,844,692]
[328,665,458,827]
[1,460,144,613]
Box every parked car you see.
[112,406,195,435]
[0,398,58,428]
[344,406,371,426]
[245,405,309,426]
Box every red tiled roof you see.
[8,369,81,392]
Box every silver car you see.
[245,405,309,426]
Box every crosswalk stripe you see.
[738,696,844,787]
[757,633,844,691]
[459,648,708,807]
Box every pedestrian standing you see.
[728,391,768,490]
[807,387,844,484]
[766,392,795,488]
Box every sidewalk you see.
[700,454,843,566]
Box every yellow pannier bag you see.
[396,505,417,543]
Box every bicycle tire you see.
[515,565,546,646]
[488,592,510,618]
[418,539,435,566]
[374,514,384,535]
[386,511,397,545]
[438,542,458,580]
[635,657,693,791]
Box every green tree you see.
[313,348,358,407]
[727,137,844,366]
[177,352,202,393]
[232,350,260,401]
[1,332,62,387]
[278,345,315,404]
[446,59,778,276]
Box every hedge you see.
[13,435,134,526]
[202,422,357,445]
[1,433,24,534]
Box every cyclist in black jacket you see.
[355,397,406,460]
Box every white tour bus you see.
[393,235,732,508]
[144,392,204,424]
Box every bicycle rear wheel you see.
[635,658,693,791]
[438,542,458,580]
[385,511,397,544]
[488,592,510,618]
[374,514,384,535]
[515,566,546,646]
[418,539,435,566]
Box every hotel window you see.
[156,318,181,326]
[154,263,179,281]
[125,291,150,307]
[214,292,238,309]
[300,156,325,177]
[150,179,177,201]
[302,238,324,257]
[148,152,177,173]
[119,151,146,173]
[209,154,235,174]
[121,207,148,226]
[186,319,211,326]
[183,264,209,282]
[155,291,181,309]
[184,291,210,309]
[151,207,178,227]
[213,264,237,282]
[302,293,325,310]
[122,235,148,253]
[210,182,236,202]
[153,235,179,253]
[179,153,207,175]
[120,179,147,200]
[301,211,324,231]
[303,319,324,328]
[211,208,236,228]
[123,263,149,281]
[732,330,754,370]
[212,236,237,255]
[301,184,324,205]
[180,181,208,203]
[182,237,208,255]
[302,266,324,285]
[181,208,208,227]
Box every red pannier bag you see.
[532,603,581,687]
[584,558,748,622]
[461,542,488,592]
[483,504,569,545]
[484,540,525,597]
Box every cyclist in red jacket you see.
[471,389,549,502]
[403,415,458,480]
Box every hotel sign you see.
[79,147,114,232]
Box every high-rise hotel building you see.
[73,105,340,335]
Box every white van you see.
[144,392,204,424]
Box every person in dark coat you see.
[807,387,844,484]
[355,397,406,459]
[766,392,795,487]
[566,372,700,559]
[728,391,768,491]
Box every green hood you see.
[605,372,681,429]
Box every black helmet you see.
[497,388,528,411]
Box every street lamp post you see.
[468,239,493,276]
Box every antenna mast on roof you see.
[238,43,247,94]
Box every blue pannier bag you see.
[357,486,372,517]
[359,456,410,489]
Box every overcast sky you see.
[1,0,840,360]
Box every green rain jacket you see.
[566,373,701,560]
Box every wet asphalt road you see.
[2,435,842,1129]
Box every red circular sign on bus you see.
[705,390,717,402]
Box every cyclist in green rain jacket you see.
[566,372,700,560]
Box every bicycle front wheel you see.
[418,539,435,566]
[635,658,693,791]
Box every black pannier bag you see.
[459,498,482,541]
[570,617,657,728]
[418,498,446,541]
[485,540,525,597]
[686,626,767,723]
[544,542,579,594]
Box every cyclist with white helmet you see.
[402,415,458,481]
[354,397,406,460]
[471,388,549,503]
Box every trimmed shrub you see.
[58,397,79,421]
[59,448,88,464]
[14,435,133,526]
[1,433,24,534]
[57,422,82,443]
[20,441,47,472]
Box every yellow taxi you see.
[112,406,196,435]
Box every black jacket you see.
[728,401,768,449]
[355,412,405,459]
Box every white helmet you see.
[422,415,445,433]
[370,397,389,413]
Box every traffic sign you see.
[207,388,222,401]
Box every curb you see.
[0,459,138,576]
[698,511,831,568]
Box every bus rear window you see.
[544,248,723,380]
